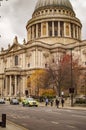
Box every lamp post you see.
[69,48,74,107]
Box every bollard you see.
[2,114,6,127]
[0,121,2,126]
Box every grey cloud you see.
[1,0,37,41]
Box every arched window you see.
[15,55,18,66]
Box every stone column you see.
[46,22,48,36]
[77,26,79,39]
[52,21,54,36]
[64,22,66,37]
[58,21,60,37]
[73,24,75,38]
[78,27,81,40]
[41,23,43,37]
[40,23,42,37]
[36,24,38,38]
[14,75,17,96]
[22,76,26,95]
[32,26,34,39]
[9,75,12,96]
[5,76,8,96]
[69,23,71,37]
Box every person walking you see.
[61,98,64,107]
[55,98,59,108]
[50,99,53,107]
[45,98,49,106]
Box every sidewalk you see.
[0,121,28,130]
[39,102,86,111]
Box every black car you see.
[10,98,19,105]
[0,98,5,104]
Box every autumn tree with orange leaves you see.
[27,69,50,96]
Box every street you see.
[0,103,86,130]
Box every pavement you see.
[0,120,28,130]
[39,102,86,110]
[0,102,86,130]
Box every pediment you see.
[7,43,24,53]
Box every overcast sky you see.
[0,0,86,49]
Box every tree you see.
[48,54,80,97]
[27,69,50,96]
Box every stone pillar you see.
[41,23,43,37]
[52,21,54,36]
[58,21,60,37]
[73,24,75,38]
[5,76,8,96]
[69,23,71,37]
[36,24,38,38]
[77,26,79,39]
[9,75,12,96]
[32,26,34,39]
[46,22,48,36]
[40,23,42,37]
[22,76,26,96]
[64,22,66,37]
[14,75,17,96]
[78,27,81,40]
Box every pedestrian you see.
[61,98,64,107]
[50,99,53,106]
[45,98,49,106]
[55,98,59,108]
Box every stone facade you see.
[0,0,86,98]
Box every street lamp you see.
[69,48,74,107]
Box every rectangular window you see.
[15,56,18,66]
[60,22,64,37]
[34,25,36,38]
[42,22,46,36]
[38,23,41,37]
[54,21,58,36]
[28,63,30,67]
[48,21,52,36]
[71,23,73,38]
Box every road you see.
[0,103,86,130]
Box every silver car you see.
[0,98,5,104]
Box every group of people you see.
[45,97,65,108]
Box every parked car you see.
[0,98,5,104]
[75,95,86,104]
[10,98,19,105]
[22,97,38,107]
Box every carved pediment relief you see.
[7,36,24,53]
[8,44,23,53]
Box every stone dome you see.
[35,0,73,11]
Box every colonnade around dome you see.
[27,21,81,42]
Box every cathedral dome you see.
[35,0,73,11]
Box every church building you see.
[0,0,86,98]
